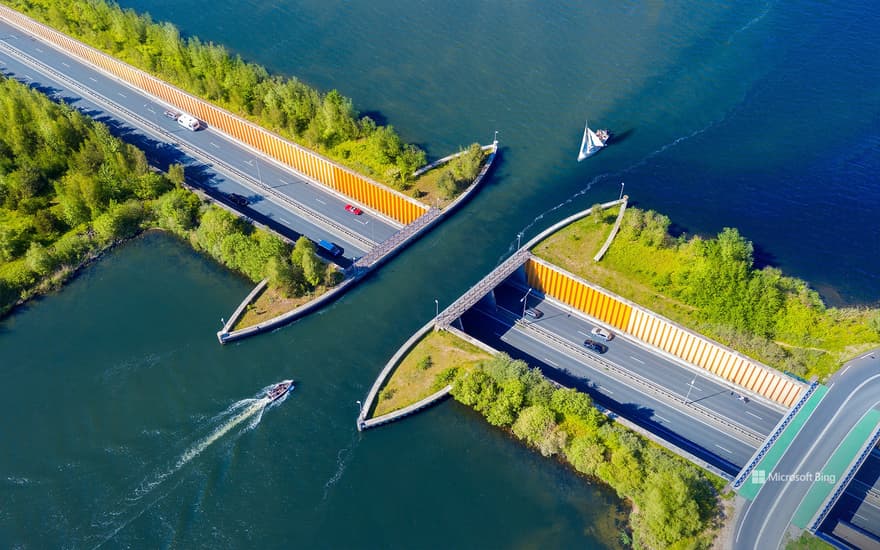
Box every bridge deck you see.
[792,408,880,528]
[738,385,829,500]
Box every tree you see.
[291,236,324,288]
[636,470,703,548]
[511,404,557,450]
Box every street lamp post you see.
[619,182,625,201]
[520,288,533,318]
[255,157,263,187]
[685,376,697,404]
[517,232,522,250]
[434,299,439,319]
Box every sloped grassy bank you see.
[533,207,880,381]
[0,75,334,316]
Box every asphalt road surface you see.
[733,350,880,549]
[0,19,400,262]
[460,280,788,474]
[820,447,880,538]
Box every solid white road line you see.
[629,355,645,364]
[209,142,220,149]
[715,444,732,454]
[315,198,327,204]
[746,411,763,420]
[654,415,670,423]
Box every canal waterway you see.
[2,0,879,547]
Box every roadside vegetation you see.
[2,0,427,190]
[785,531,834,550]
[372,329,492,417]
[533,207,880,381]
[439,352,724,549]
[408,144,488,206]
[0,76,335,317]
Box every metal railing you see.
[732,381,820,489]
[435,248,530,327]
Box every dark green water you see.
[1,233,626,547]
[3,0,880,546]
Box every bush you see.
[417,355,433,371]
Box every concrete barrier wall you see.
[0,5,428,225]
[524,257,804,407]
[626,308,803,407]
[525,258,633,331]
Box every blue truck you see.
[317,240,344,257]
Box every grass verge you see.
[232,284,332,331]
[372,329,492,417]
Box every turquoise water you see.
[3,1,880,546]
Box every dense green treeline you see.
[2,0,427,188]
[439,355,721,549]
[0,75,333,316]
[609,209,880,379]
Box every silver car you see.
[590,326,614,341]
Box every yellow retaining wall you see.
[525,258,803,407]
[526,259,633,331]
[0,5,428,225]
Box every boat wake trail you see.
[500,122,717,264]
[90,394,273,548]
[321,432,360,502]
[728,1,774,43]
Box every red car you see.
[344,204,363,215]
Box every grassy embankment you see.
[533,207,880,381]
[0,0,500,199]
[407,145,491,208]
[0,75,335,317]
[371,329,492,417]
[231,283,334,331]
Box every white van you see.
[177,114,200,131]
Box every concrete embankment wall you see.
[524,257,805,407]
[0,5,427,225]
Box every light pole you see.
[434,299,439,319]
[356,400,362,414]
[517,232,522,250]
[618,182,625,201]
[685,376,697,404]
[493,130,499,143]
[520,288,533,318]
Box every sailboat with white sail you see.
[577,120,610,161]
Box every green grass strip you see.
[791,408,880,528]
[739,385,829,500]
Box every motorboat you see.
[577,120,611,161]
[266,380,294,402]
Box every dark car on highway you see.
[524,307,544,319]
[583,338,608,354]
[228,193,249,206]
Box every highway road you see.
[822,447,880,538]
[460,283,781,474]
[733,350,880,549]
[0,18,400,262]
[493,283,786,435]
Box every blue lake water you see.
[2,1,878,547]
